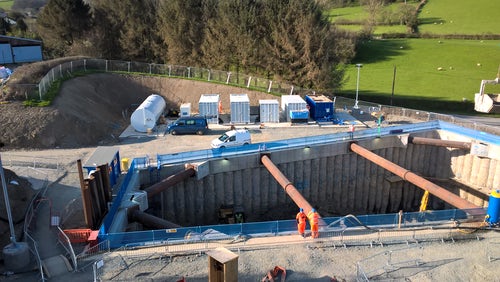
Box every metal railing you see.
[2,154,61,171]
[76,239,110,271]
[56,226,78,272]
[34,59,301,101]
[100,208,484,249]
[92,211,486,281]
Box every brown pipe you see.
[128,205,182,229]
[408,136,471,149]
[145,166,196,198]
[260,154,326,226]
[350,143,481,211]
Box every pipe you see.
[145,165,196,198]
[350,143,482,211]
[260,154,326,226]
[128,205,181,229]
[408,136,471,150]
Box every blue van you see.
[166,116,209,135]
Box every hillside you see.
[0,71,277,150]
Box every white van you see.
[211,129,251,148]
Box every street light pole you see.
[354,64,363,109]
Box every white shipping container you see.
[230,94,250,124]
[259,99,280,123]
[180,103,191,117]
[281,95,307,122]
[199,94,219,124]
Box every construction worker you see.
[308,208,320,239]
[296,208,308,238]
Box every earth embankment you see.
[0,73,276,150]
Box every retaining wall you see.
[138,131,496,226]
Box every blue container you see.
[289,109,309,120]
[487,189,500,225]
[305,95,334,121]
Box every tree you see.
[200,0,262,74]
[260,0,352,90]
[36,0,92,56]
[156,0,205,65]
[93,0,161,62]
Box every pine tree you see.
[36,0,91,56]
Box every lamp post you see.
[353,63,363,109]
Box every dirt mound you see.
[0,72,277,150]
[0,168,35,251]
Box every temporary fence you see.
[91,210,487,281]
[56,226,78,272]
[24,232,46,281]
[21,169,52,282]
[77,239,110,272]
[356,245,425,282]
[2,153,61,171]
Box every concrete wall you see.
[141,132,496,227]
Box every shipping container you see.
[305,95,334,121]
[230,94,250,124]
[180,103,191,117]
[259,99,280,123]
[199,94,220,124]
[281,95,308,122]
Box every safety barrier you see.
[24,232,46,282]
[76,239,110,271]
[100,208,483,249]
[356,245,425,281]
[56,226,78,272]
[63,228,93,244]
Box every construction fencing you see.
[100,208,483,249]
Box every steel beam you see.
[408,136,471,149]
[350,142,481,211]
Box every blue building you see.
[0,35,43,64]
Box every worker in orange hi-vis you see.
[218,100,223,114]
[308,208,320,239]
[296,208,308,238]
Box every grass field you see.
[418,0,500,35]
[337,39,500,113]
[0,0,13,10]
[328,0,500,114]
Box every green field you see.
[329,0,500,114]
[338,39,500,113]
[0,0,14,10]
[419,0,500,35]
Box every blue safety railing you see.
[100,208,483,249]
[156,121,442,166]
[99,120,498,245]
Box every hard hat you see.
[311,208,316,213]
[299,208,303,212]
